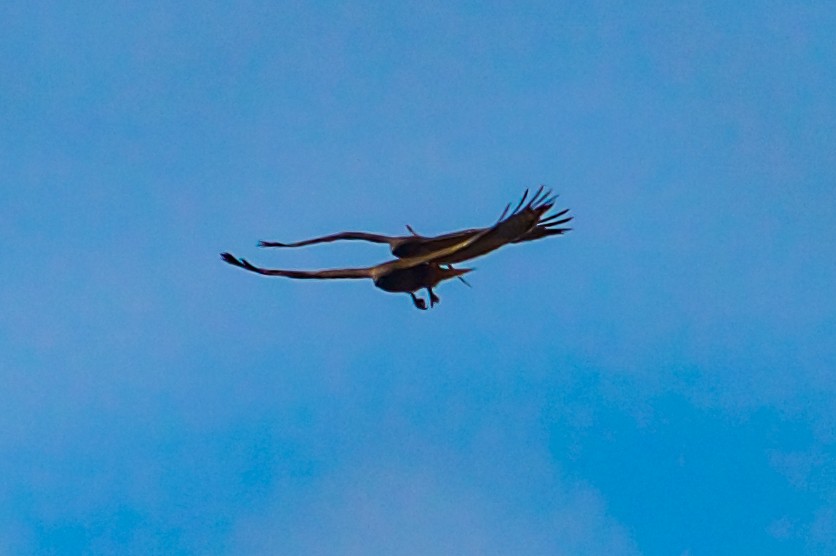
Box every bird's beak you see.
[439,266,474,282]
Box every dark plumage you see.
[221,187,571,309]
[258,186,572,259]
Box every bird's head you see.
[431,265,474,286]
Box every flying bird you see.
[221,188,570,309]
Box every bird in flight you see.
[221,187,571,310]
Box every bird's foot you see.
[410,293,428,310]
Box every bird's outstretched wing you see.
[407,199,573,251]
[429,186,559,264]
[362,187,555,273]
[222,216,498,281]
[257,187,572,257]
[513,206,573,243]
[221,188,562,280]
[225,192,515,277]
[220,252,372,279]
[221,219,493,280]
[258,231,398,249]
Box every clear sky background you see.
[2,2,835,555]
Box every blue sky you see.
[1,1,835,554]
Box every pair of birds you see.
[221,187,572,310]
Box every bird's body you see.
[221,187,571,309]
[372,264,449,293]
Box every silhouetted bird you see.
[221,188,569,309]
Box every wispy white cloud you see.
[231,457,639,556]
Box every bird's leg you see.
[410,292,428,310]
[427,287,440,307]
